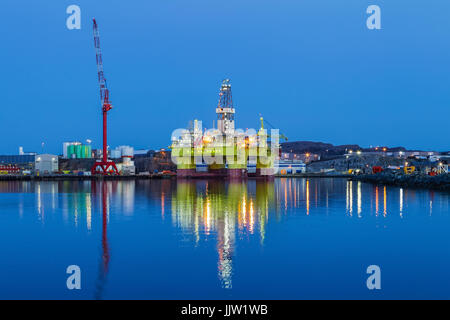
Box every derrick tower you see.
[216,79,235,135]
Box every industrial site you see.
[3,0,450,304]
[0,19,448,190]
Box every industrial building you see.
[35,154,58,174]
[276,160,306,175]
[18,147,36,156]
[134,149,153,157]
[0,145,60,175]
[0,155,35,171]
[116,157,136,175]
[281,152,320,163]
[108,146,136,174]
[111,146,134,159]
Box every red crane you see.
[91,18,119,175]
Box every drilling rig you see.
[91,19,119,175]
[216,79,235,135]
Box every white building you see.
[276,160,306,175]
[35,154,58,174]
[18,146,36,156]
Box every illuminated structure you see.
[216,79,235,134]
[171,80,279,178]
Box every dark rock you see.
[353,172,450,191]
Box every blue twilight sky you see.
[0,0,449,154]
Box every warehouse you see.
[35,154,58,174]
[0,155,35,171]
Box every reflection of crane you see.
[90,19,119,175]
[93,181,111,300]
[259,115,288,141]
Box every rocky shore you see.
[352,172,450,191]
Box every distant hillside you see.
[281,141,361,158]
[280,141,440,160]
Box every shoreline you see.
[275,173,350,178]
[351,173,450,192]
[0,173,350,181]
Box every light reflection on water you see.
[171,180,276,289]
[0,178,449,299]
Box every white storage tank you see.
[121,146,134,158]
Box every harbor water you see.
[0,178,449,299]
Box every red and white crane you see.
[91,18,119,175]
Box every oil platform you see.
[171,79,279,179]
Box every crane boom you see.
[93,19,109,105]
[259,115,288,141]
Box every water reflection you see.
[400,188,404,218]
[1,178,450,297]
[346,181,353,215]
[306,180,310,215]
[171,180,276,288]
[375,186,379,215]
[91,181,110,300]
[429,191,434,216]
[357,181,362,217]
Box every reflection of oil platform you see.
[171,79,279,179]
[171,180,276,289]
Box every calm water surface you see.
[0,178,449,299]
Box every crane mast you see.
[91,18,119,175]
